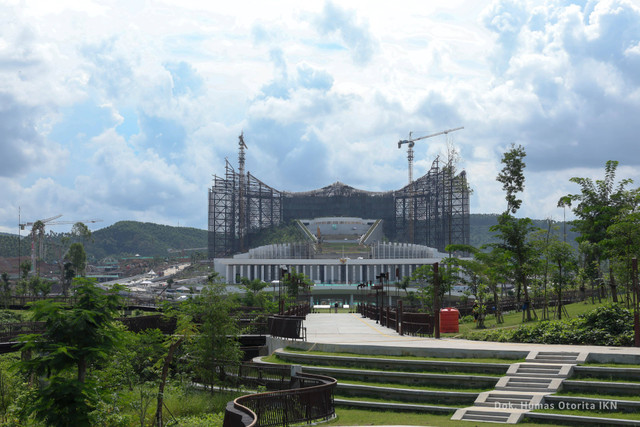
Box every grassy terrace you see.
[554,391,640,402]
[453,299,611,338]
[278,347,523,364]
[335,378,490,393]
[328,408,551,426]
[264,355,504,377]
[335,396,468,408]
[529,409,640,421]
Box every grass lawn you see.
[530,408,640,421]
[337,379,491,393]
[582,362,640,368]
[568,375,640,383]
[328,408,550,426]
[264,354,505,377]
[279,347,523,364]
[554,391,640,401]
[335,396,468,408]
[451,299,613,338]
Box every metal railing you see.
[224,371,336,427]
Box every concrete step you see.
[462,409,511,423]
[495,376,562,393]
[452,407,527,424]
[479,393,536,407]
[508,362,574,378]
[526,350,587,364]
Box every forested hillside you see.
[84,221,207,260]
[469,214,580,249]
[0,215,581,261]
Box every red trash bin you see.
[439,307,460,333]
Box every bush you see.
[466,303,634,346]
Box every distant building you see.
[208,157,470,258]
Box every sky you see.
[2,0,640,234]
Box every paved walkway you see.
[302,312,640,357]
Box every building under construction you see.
[208,137,470,259]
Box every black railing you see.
[268,316,306,340]
[224,371,336,427]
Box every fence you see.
[359,304,434,337]
[224,368,336,427]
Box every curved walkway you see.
[299,312,640,358]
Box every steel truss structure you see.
[394,157,470,251]
[208,158,469,258]
[209,160,283,257]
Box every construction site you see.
[208,129,471,261]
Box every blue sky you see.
[2,0,640,234]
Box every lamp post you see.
[280,266,288,315]
[633,258,639,347]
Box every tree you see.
[492,144,536,321]
[19,261,31,280]
[153,312,195,427]
[497,143,526,214]
[71,222,92,243]
[0,273,10,309]
[17,278,124,426]
[546,239,577,319]
[66,242,87,277]
[561,160,637,300]
[410,264,455,313]
[187,282,242,394]
[282,268,313,302]
[445,245,489,328]
[605,194,640,306]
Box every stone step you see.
[484,394,535,405]
[507,377,553,385]
[460,409,511,423]
[507,362,574,378]
[495,376,561,393]
[526,350,587,364]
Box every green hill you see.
[469,213,580,250]
[84,221,207,260]
[0,215,582,262]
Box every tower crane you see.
[397,126,464,186]
[396,126,463,243]
[19,216,103,274]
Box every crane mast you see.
[397,126,463,186]
[396,126,463,243]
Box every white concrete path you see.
[301,312,640,357]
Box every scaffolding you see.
[208,156,469,258]
[393,157,470,250]
[208,160,283,258]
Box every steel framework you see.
[208,158,469,258]
[209,160,283,257]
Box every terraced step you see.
[452,407,526,424]
[462,409,511,422]
[526,351,587,364]
[476,392,537,408]
[507,363,573,378]
[495,376,562,393]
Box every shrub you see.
[466,303,634,346]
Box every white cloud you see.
[2,0,640,234]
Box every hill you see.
[84,221,208,260]
[469,214,580,250]
[0,215,582,262]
